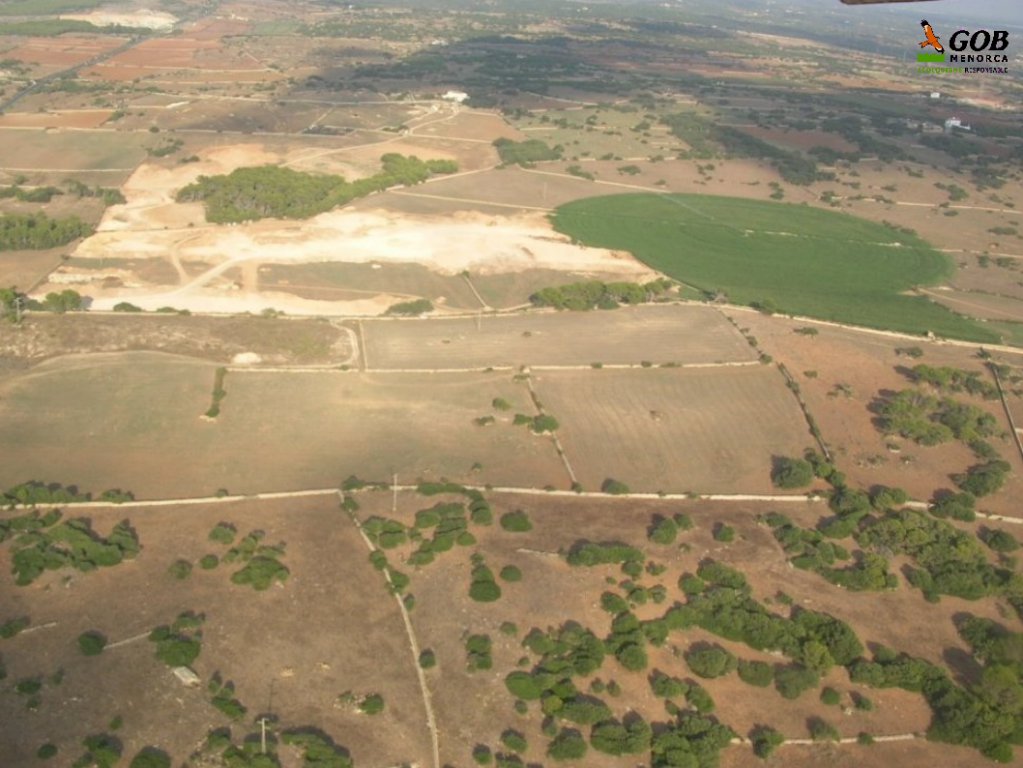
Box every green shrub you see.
[505,671,542,700]
[36,743,57,760]
[737,659,774,687]
[0,616,29,639]
[601,478,630,495]
[472,744,493,764]
[501,730,527,754]
[774,665,819,699]
[500,511,532,532]
[713,523,735,542]
[359,693,384,714]
[648,515,678,545]
[129,747,171,768]
[500,565,522,582]
[685,645,737,678]
[419,649,436,669]
[199,554,219,570]
[809,717,840,742]
[208,523,236,545]
[751,726,784,758]
[547,728,587,760]
[772,457,814,488]
[168,560,192,580]
[820,686,841,706]
[78,631,107,656]
[231,556,289,591]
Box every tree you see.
[685,645,737,678]
[772,457,814,489]
[78,631,107,656]
[547,728,587,760]
[129,748,171,768]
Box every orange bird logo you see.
[920,20,944,53]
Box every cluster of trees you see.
[0,184,62,203]
[647,512,692,545]
[566,541,644,567]
[850,640,1020,761]
[493,138,561,166]
[0,212,91,251]
[213,528,290,591]
[149,611,203,668]
[4,510,139,586]
[770,456,814,489]
[469,557,502,602]
[529,279,675,310]
[876,389,999,447]
[465,633,493,671]
[909,364,998,400]
[177,154,458,223]
[2,480,134,506]
[857,509,1017,604]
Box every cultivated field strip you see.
[361,304,758,370]
[533,365,812,494]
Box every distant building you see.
[944,117,971,133]
[930,91,941,99]
[442,90,469,103]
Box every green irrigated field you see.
[552,194,998,343]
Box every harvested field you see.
[0,110,114,129]
[0,314,352,365]
[533,365,812,493]
[362,304,758,370]
[0,246,64,291]
[0,129,147,179]
[0,355,566,497]
[0,495,431,767]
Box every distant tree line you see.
[0,212,90,251]
[530,279,675,310]
[176,154,458,223]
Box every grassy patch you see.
[552,194,996,342]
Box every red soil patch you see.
[3,35,125,68]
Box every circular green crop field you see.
[552,193,996,342]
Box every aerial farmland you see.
[1,0,1022,767]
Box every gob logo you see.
[918,20,1010,66]
[949,29,1009,53]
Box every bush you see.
[820,686,841,705]
[199,554,219,570]
[37,743,57,760]
[505,671,542,700]
[686,645,738,679]
[419,649,436,669]
[772,457,814,488]
[751,726,784,758]
[472,745,493,764]
[208,523,236,545]
[501,730,527,754]
[500,565,523,582]
[78,631,107,656]
[359,693,384,714]
[713,523,735,542]
[0,616,29,639]
[981,529,1019,553]
[809,717,840,742]
[129,748,171,768]
[167,560,192,580]
[737,659,774,687]
[547,728,587,760]
[601,478,630,495]
[500,511,532,532]
[231,555,288,590]
[648,515,677,545]
[774,665,819,699]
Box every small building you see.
[930,91,941,99]
[944,117,971,133]
[442,90,469,103]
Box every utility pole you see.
[259,717,268,754]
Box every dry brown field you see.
[0,356,567,498]
[533,365,812,493]
[0,130,148,180]
[735,309,1023,517]
[0,314,350,365]
[261,261,482,310]
[0,247,65,292]
[0,495,431,767]
[0,111,114,129]
[361,304,758,370]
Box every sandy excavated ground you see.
[48,144,657,315]
[61,9,178,30]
